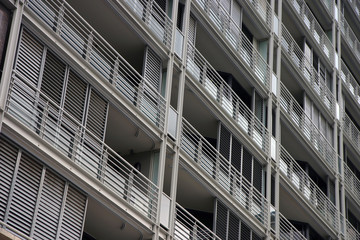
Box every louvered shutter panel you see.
[242,147,252,183]
[254,92,264,124]
[33,170,65,240]
[228,212,240,240]
[215,200,228,240]
[64,70,87,123]
[59,185,87,240]
[143,47,162,92]
[220,125,231,160]
[253,159,262,192]
[7,153,42,236]
[241,222,251,240]
[15,29,44,86]
[40,51,66,105]
[188,15,196,45]
[86,89,108,140]
[252,232,262,240]
[0,138,18,220]
[231,138,242,171]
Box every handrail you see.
[186,43,270,154]
[194,0,272,91]
[281,24,335,116]
[286,0,334,65]
[340,13,360,67]
[180,118,268,226]
[279,212,307,240]
[174,204,221,240]
[343,113,360,157]
[6,73,159,221]
[26,0,166,130]
[343,162,360,207]
[280,145,338,230]
[242,0,273,29]
[279,82,337,173]
[340,60,360,110]
[122,0,173,48]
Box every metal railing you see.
[281,24,335,116]
[341,60,360,108]
[26,0,166,130]
[243,0,272,30]
[279,212,307,240]
[174,204,221,240]
[122,0,173,48]
[280,82,337,173]
[6,73,159,222]
[194,0,272,90]
[346,0,360,25]
[340,13,360,65]
[280,145,338,230]
[186,43,270,154]
[344,163,360,207]
[320,0,334,18]
[180,119,268,226]
[343,113,360,156]
[346,218,360,240]
[286,0,334,65]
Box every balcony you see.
[193,0,272,92]
[5,73,159,222]
[180,119,268,227]
[279,145,339,231]
[242,0,272,31]
[174,204,221,240]
[280,82,337,174]
[344,163,360,207]
[340,13,360,66]
[281,24,335,117]
[121,0,173,49]
[279,212,307,240]
[346,218,360,240]
[343,113,360,158]
[341,61,360,108]
[285,0,334,65]
[26,0,166,130]
[186,43,270,155]
[346,0,360,25]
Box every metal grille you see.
[7,153,42,236]
[143,47,162,92]
[33,170,65,240]
[15,29,43,86]
[0,138,18,221]
[59,185,87,240]
[64,70,87,123]
[86,89,108,140]
[188,15,196,45]
[220,124,231,160]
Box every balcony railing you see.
[279,212,307,240]
[180,119,268,226]
[194,0,272,91]
[122,0,173,48]
[280,82,337,173]
[281,24,335,116]
[346,0,360,24]
[186,43,270,154]
[280,145,339,230]
[174,204,221,240]
[344,163,360,207]
[243,0,272,30]
[346,218,360,240]
[341,60,360,108]
[286,0,334,65]
[340,13,360,64]
[26,0,166,130]
[6,73,159,221]
[320,0,334,18]
[343,113,360,156]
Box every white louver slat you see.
[15,29,44,86]
[143,47,162,92]
[85,89,108,140]
[0,138,18,221]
